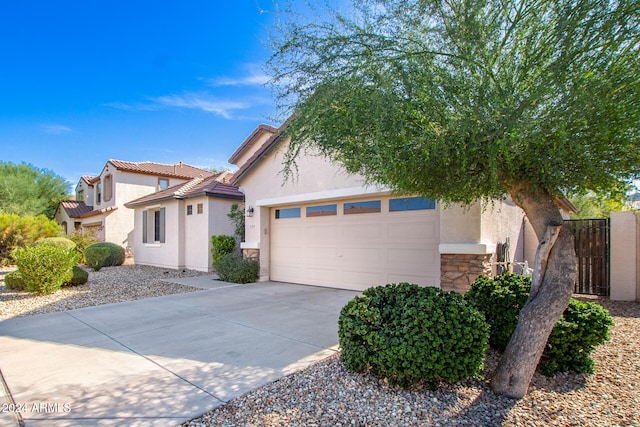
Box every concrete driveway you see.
[0,278,359,426]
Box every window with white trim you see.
[142,208,166,243]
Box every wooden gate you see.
[564,219,610,296]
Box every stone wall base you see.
[242,248,260,261]
[441,253,493,293]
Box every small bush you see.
[4,270,26,291]
[67,230,100,263]
[32,237,77,250]
[84,242,124,271]
[339,283,489,388]
[12,244,80,295]
[466,273,614,376]
[215,253,259,284]
[64,265,89,286]
[0,213,62,265]
[211,235,237,265]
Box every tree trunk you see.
[491,190,577,399]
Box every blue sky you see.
[0,1,283,189]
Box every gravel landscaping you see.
[1,266,638,426]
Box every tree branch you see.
[530,224,562,298]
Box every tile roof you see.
[80,176,96,186]
[231,123,288,186]
[125,175,243,208]
[59,200,94,218]
[89,160,216,183]
[228,124,279,164]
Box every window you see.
[275,207,301,219]
[306,204,337,217]
[142,208,166,243]
[76,189,84,202]
[158,178,169,190]
[187,205,193,215]
[96,182,102,204]
[103,175,113,202]
[389,197,436,211]
[344,200,381,215]
[197,203,203,214]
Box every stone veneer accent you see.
[440,253,493,293]
[242,248,260,261]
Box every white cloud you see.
[208,73,270,87]
[152,94,249,119]
[41,124,73,135]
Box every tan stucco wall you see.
[233,130,275,170]
[132,202,183,270]
[610,211,639,301]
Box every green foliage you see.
[227,203,246,241]
[32,237,76,250]
[466,274,614,375]
[4,270,25,291]
[211,235,237,265]
[465,274,532,350]
[541,299,614,375]
[269,0,640,204]
[0,213,63,265]
[215,253,259,284]
[0,162,69,218]
[12,245,80,295]
[65,265,89,286]
[569,190,629,219]
[338,283,489,388]
[84,242,124,271]
[67,230,100,263]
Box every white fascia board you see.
[240,242,260,249]
[255,185,391,207]
[439,243,495,255]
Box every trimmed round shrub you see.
[464,273,531,350]
[4,270,26,291]
[211,235,237,264]
[64,265,89,286]
[84,242,125,271]
[338,283,489,388]
[465,273,614,376]
[32,237,77,250]
[12,244,80,295]
[215,253,259,284]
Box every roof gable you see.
[231,124,287,186]
[228,124,279,166]
[90,160,215,183]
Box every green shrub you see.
[0,213,62,265]
[466,273,614,376]
[541,299,614,375]
[32,237,77,250]
[67,230,100,263]
[64,265,89,286]
[84,242,124,271]
[211,235,237,265]
[4,270,26,291]
[12,245,80,295]
[339,283,489,388]
[465,273,531,350]
[215,253,259,284]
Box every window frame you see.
[275,207,301,219]
[142,207,166,244]
[343,200,382,215]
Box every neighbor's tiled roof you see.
[125,175,243,208]
[80,176,96,186]
[60,200,94,218]
[89,160,215,183]
[59,200,118,218]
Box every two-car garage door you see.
[269,196,440,291]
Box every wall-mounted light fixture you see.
[246,206,254,217]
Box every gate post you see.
[610,211,640,301]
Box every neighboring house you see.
[125,175,243,272]
[55,160,216,254]
[229,123,533,292]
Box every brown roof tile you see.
[91,160,215,182]
[231,123,288,185]
[59,200,94,218]
[125,175,243,208]
[228,124,278,164]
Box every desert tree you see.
[267,0,640,398]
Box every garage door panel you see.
[270,197,440,290]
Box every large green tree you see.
[0,162,69,219]
[268,0,639,398]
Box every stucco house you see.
[54,160,217,254]
[125,175,244,272]
[230,123,545,292]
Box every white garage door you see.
[269,196,440,291]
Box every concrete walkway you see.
[0,279,359,426]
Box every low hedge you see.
[215,253,259,284]
[12,244,80,295]
[84,242,124,271]
[339,283,489,388]
[465,273,614,375]
[32,237,77,250]
[4,270,25,290]
[65,265,89,286]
